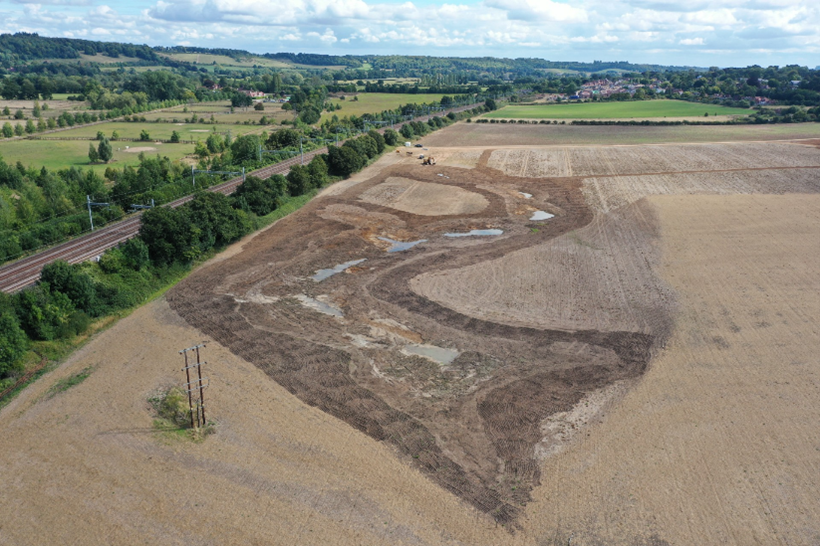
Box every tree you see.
[484,98,498,111]
[254,102,265,111]
[206,132,224,154]
[286,164,312,196]
[139,206,201,265]
[32,102,41,118]
[139,129,150,141]
[367,130,386,154]
[327,145,364,177]
[307,156,329,188]
[98,138,113,163]
[41,260,102,316]
[96,131,105,141]
[267,128,300,149]
[24,119,35,134]
[383,129,399,146]
[188,192,251,247]
[2,122,13,138]
[14,110,24,120]
[111,130,119,141]
[400,124,414,139]
[231,93,253,108]
[88,143,99,163]
[121,238,150,270]
[232,175,286,215]
[230,134,260,163]
[0,308,28,376]
[13,124,24,136]
[1,106,9,116]
[170,130,180,143]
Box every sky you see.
[1,0,819,67]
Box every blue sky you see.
[1,0,819,67]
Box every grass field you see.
[141,102,294,125]
[159,52,291,69]
[322,93,451,122]
[51,122,262,141]
[484,100,752,120]
[0,139,196,174]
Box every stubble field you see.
[2,121,820,545]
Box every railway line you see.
[0,103,480,293]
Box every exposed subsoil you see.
[167,151,661,525]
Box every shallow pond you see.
[403,344,460,365]
[312,259,367,282]
[530,211,555,221]
[444,229,503,238]
[295,295,344,317]
[378,237,427,252]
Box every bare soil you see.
[4,133,820,544]
[524,194,820,545]
[166,151,659,524]
[422,122,820,147]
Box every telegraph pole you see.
[179,344,209,429]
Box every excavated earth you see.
[167,151,665,524]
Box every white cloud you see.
[0,0,818,66]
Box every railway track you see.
[0,103,481,293]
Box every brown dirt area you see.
[359,176,489,216]
[524,194,820,545]
[3,132,820,544]
[422,122,820,147]
[166,151,657,524]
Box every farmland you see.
[484,100,752,120]
[322,92,453,122]
[2,119,820,545]
[0,138,196,174]
[422,120,820,146]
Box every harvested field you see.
[359,176,489,216]
[423,122,820,147]
[488,142,820,178]
[411,200,674,335]
[5,130,820,544]
[583,167,820,214]
[525,194,820,545]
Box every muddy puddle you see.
[444,229,503,238]
[295,295,344,317]
[530,211,555,221]
[378,237,427,252]
[402,344,460,364]
[312,259,367,281]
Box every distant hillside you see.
[0,33,701,75]
[0,32,160,65]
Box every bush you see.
[0,308,28,376]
